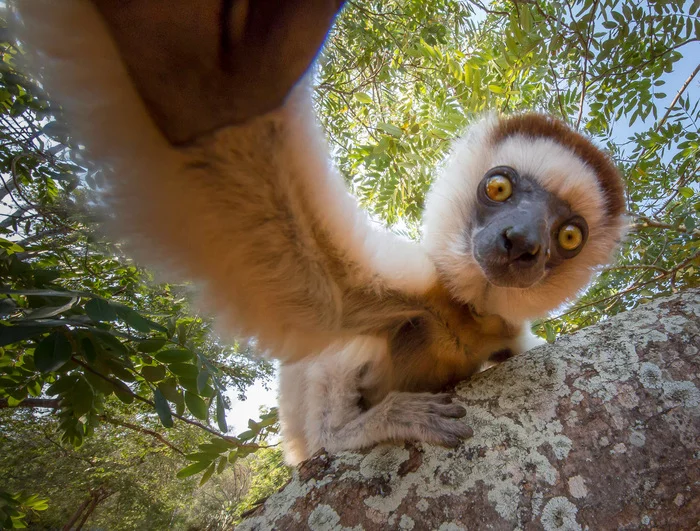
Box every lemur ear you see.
[91,0,345,145]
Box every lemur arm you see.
[280,337,472,466]
[14,0,436,360]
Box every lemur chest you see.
[387,289,520,394]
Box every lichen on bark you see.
[239,289,700,531]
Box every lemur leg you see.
[303,338,472,457]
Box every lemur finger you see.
[431,393,453,404]
[424,419,473,447]
[438,403,467,418]
[441,434,461,448]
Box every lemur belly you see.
[362,283,522,406]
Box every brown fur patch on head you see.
[492,114,625,222]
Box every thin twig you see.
[99,414,185,456]
[630,61,700,173]
[633,215,691,234]
[548,63,568,119]
[575,0,599,129]
[71,357,259,447]
[543,249,700,324]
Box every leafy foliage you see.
[0,409,286,529]
[1,0,699,527]
[0,490,48,530]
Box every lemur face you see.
[422,114,626,321]
[471,165,589,289]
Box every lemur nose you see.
[502,228,541,264]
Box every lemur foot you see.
[383,391,473,448]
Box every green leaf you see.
[11,516,28,528]
[377,123,403,138]
[216,394,228,433]
[196,369,209,394]
[71,376,94,416]
[176,460,212,479]
[488,84,505,94]
[155,349,193,363]
[185,391,208,420]
[199,463,216,486]
[153,388,174,428]
[93,331,128,356]
[84,371,115,395]
[679,187,695,199]
[80,336,97,363]
[237,446,255,458]
[46,374,80,396]
[354,92,373,104]
[237,429,256,441]
[544,323,556,343]
[85,298,118,322]
[42,121,67,138]
[26,380,42,397]
[0,238,24,254]
[169,363,199,378]
[140,365,166,382]
[113,381,134,404]
[23,298,77,320]
[33,333,72,373]
[199,438,235,452]
[258,415,277,428]
[116,307,157,333]
[137,338,167,353]
[157,379,180,402]
[216,456,227,474]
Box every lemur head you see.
[423,114,626,323]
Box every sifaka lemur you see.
[13,0,626,464]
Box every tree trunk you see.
[63,487,110,531]
[62,496,92,531]
[238,289,699,530]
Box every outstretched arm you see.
[14,0,436,360]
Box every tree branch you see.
[0,397,60,409]
[633,215,692,234]
[575,0,599,129]
[71,357,246,445]
[541,250,700,325]
[98,414,185,456]
[588,38,698,84]
[629,60,700,174]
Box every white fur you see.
[423,118,621,324]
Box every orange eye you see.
[558,224,583,251]
[485,175,512,202]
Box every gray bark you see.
[239,289,699,531]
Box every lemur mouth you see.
[472,231,548,289]
[476,260,547,289]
